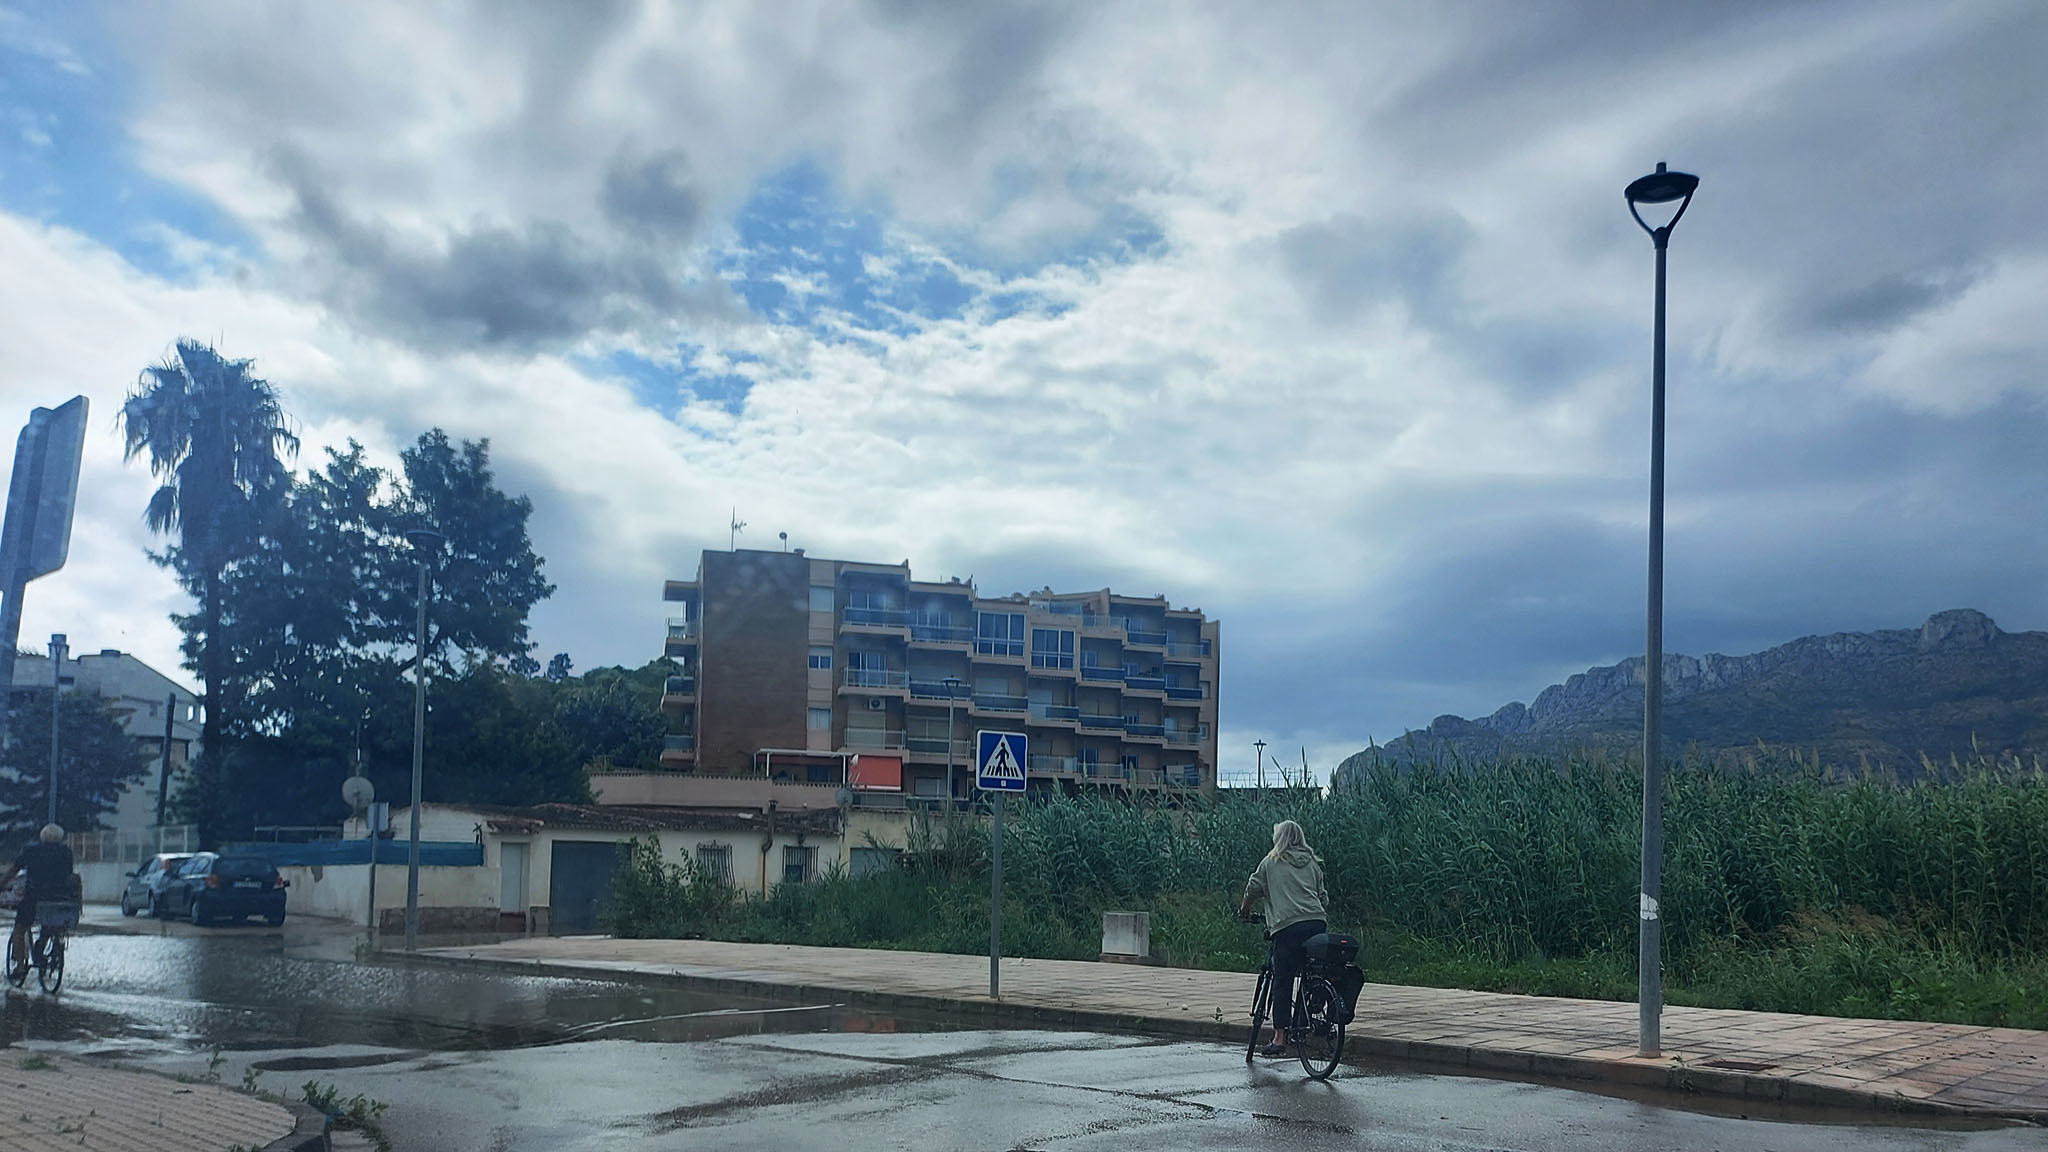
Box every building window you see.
[809,586,835,613]
[1122,754,1140,774]
[975,612,1024,657]
[846,649,883,672]
[695,844,731,882]
[850,847,900,878]
[912,774,947,797]
[1030,628,1075,669]
[783,845,816,885]
[808,707,833,730]
[808,646,833,670]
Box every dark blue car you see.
[160,852,288,926]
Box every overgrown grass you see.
[609,752,2048,1027]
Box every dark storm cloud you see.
[269,147,731,349]
[1796,267,1982,335]
[601,149,703,240]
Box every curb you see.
[257,1099,332,1152]
[402,949,2047,1127]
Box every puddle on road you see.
[0,929,953,1062]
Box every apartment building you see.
[655,548,1220,800]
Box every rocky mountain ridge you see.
[1339,609,2048,779]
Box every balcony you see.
[1080,713,1125,732]
[842,668,910,691]
[1165,638,1212,660]
[909,679,969,701]
[972,693,1028,713]
[1165,684,1205,701]
[660,732,696,760]
[1116,619,1168,647]
[664,617,696,654]
[1166,764,1204,789]
[843,604,910,631]
[906,735,970,760]
[1079,664,1125,684]
[909,619,973,645]
[1123,722,1166,740]
[1079,761,1131,782]
[973,639,1025,659]
[1029,754,1078,777]
[1164,726,1210,747]
[1124,674,1167,693]
[1030,703,1080,723]
[843,729,906,751]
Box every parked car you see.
[159,853,289,926]
[120,853,194,917]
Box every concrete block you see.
[1101,911,1151,960]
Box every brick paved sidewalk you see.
[0,1051,302,1152]
[415,936,2048,1123]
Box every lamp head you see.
[1625,162,1699,243]
[403,528,446,551]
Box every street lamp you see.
[402,527,446,952]
[1253,739,1266,795]
[1625,161,1698,1059]
[944,676,962,801]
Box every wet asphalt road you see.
[2,908,2040,1151]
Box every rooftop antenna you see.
[730,509,747,551]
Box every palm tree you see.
[121,340,299,844]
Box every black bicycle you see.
[1242,917,1354,1081]
[6,899,76,994]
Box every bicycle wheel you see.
[35,932,62,994]
[1244,964,1273,1064]
[1294,976,1345,1080]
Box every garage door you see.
[549,840,623,935]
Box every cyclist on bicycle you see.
[5,824,73,977]
[1237,819,1328,1057]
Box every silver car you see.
[119,853,194,917]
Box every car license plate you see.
[234,880,263,889]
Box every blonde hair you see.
[1265,819,1311,864]
[39,823,63,843]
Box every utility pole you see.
[46,633,64,826]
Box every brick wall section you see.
[700,550,810,772]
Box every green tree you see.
[120,340,300,846]
[0,691,152,844]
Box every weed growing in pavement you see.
[17,1053,54,1071]
[203,1048,225,1083]
[303,1080,392,1151]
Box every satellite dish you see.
[835,786,854,809]
[341,775,375,812]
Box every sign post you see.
[976,729,1026,1000]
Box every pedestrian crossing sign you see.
[976,730,1027,792]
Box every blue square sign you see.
[976,730,1027,792]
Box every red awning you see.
[848,754,903,792]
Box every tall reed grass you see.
[610,752,2048,1027]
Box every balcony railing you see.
[1164,726,1210,747]
[843,668,910,690]
[1165,638,1211,660]
[906,735,970,757]
[1124,674,1167,693]
[1030,703,1080,722]
[1080,713,1125,731]
[664,675,697,695]
[1115,619,1168,647]
[1165,685,1205,700]
[973,639,1025,658]
[663,733,696,752]
[1038,602,1086,617]
[665,617,696,642]
[972,694,1028,713]
[1029,754,1078,776]
[1123,722,1166,739]
[909,679,969,700]
[1080,761,1130,781]
[1166,764,1203,789]
[1079,664,1125,683]
[910,620,973,644]
[844,605,909,628]
[844,729,906,750]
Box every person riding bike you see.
[1237,819,1328,1057]
[5,823,74,978]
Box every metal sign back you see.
[0,396,88,582]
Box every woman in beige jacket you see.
[1237,819,1328,1056]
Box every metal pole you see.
[1254,739,1266,795]
[47,633,63,826]
[945,677,960,798]
[368,823,380,946]
[990,790,1003,1000]
[405,558,428,952]
[1639,230,1669,1058]
[154,692,176,828]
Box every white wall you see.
[279,862,499,925]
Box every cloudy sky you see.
[2,1,2044,784]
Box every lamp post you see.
[1624,161,1699,1059]
[1253,739,1266,795]
[402,528,446,952]
[944,676,961,799]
